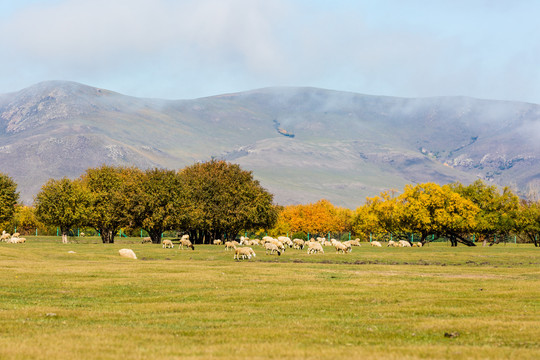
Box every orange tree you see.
[273,199,351,237]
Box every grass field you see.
[0,237,539,359]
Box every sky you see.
[1,0,539,103]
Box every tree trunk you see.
[148,229,162,244]
[100,229,116,244]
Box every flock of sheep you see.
[153,235,412,261]
[0,231,26,244]
[0,230,423,260]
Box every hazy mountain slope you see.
[0,81,539,207]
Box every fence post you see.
[78,228,80,237]
[36,228,38,236]
[308,233,310,241]
[349,232,351,241]
[411,233,414,243]
[369,233,372,242]
[57,227,59,236]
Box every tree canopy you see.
[0,172,19,227]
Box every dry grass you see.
[0,238,539,359]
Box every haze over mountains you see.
[1,81,539,207]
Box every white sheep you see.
[307,241,324,254]
[141,237,152,244]
[398,240,412,247]
[213,239,223,245]
[387,240,398,247]
[292,238,305,249]
[277,236,293,247]
[179,238,195,250]
[264,242,282,256]
[349,239,361,246]
[119,249,137,259]
[224,241,236,251]
[162,239,174,248]
[370,241,382,247]
[334,242,350,253]
[412,242,423,247]
[234,247,256,260]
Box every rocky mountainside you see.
[1,81,539,207]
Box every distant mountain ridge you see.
[1,81,539,207]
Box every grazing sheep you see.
[387,240,398,247]
[398,240,412,247]
[119,249,137,259]
[224,241,236,251]
[141,237,152,244]
[12,232,20,238]
[349,239,361,246]
[307,241,324,254]
[162,239,174,248]
[248,239,260,246]
[213,239,223,245]
[264,242,281,256]
[334,242,351,253]
[292,238,305,249]
[239,236,249,245]
[1,232,11,242]
[412,242,423,247]
[277,236,293,247]
[179,238,195,250]
[370,241,382,247]
[80,232,85,237]
[234,247,255,260]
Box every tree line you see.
[0,162,539,246]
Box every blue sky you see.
[1,0,539,103]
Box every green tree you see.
[179,160,277,243]
[82,165,142,243]
[0,173,19,228]
[129,168,186,244]
[516,199,540,247]
[34,178,90,243]
[451,180,520,245]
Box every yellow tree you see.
[398,183,478,246]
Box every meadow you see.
[0,237,538,359]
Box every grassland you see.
[0,238,539,359]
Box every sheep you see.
[162,239,174,248]
[213,239,223,245]
[248,239,260,246]
[349,239,361,246]
[269,239,286,253]
[264,242,282,256]
[224,241,236,251]
[119,249,137,259]
[398,240,412,247]
[277,236,293,247]
[316,237,326,243]
[387,240,398,247]
[370,241,382,247]
[1,232,11,242]
[80,232,85,237]
[239,236,249,245]
[141,237,152,244]
[12,232,20,238]
[412,242,423,247]
[234,247,256,260]
[179,238,195,250]
[334,242,351,253]
[307,241,324,254]
[292,238,305,249]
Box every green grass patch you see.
[0,239,539,359]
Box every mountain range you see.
[1,81,539,207]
